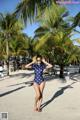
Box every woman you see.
[25,55,52,112]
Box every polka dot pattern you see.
[32,63,46,85]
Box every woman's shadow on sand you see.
[41,82,76,110]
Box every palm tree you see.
[14,0,56,23]
[34,3,69,49]
[0,13,23,75]
[0,38,6,60]
[9,33,28,71]
[71,12,80,29]
[54,37,74,78]
[26,37,38,58]
[34,3,74,78]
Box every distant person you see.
[25,55,52,112]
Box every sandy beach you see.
[0,70,80,120]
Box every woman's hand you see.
[32,56,36,63]
[25,57,36,69]
[42,58,46,63]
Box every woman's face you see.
[36,57,42,64]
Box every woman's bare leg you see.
[38,81,45,111]
[33,82,41,111]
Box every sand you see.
[0,70,80,120]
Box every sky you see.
[0,0,80,43]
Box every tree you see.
[0,38,6,60]
[34,3,75,78]
[71,12,80,29]
[0,13,24,75]
[26,37,37,58]
[34,3,69,49]
[15,0,56,23]
[9,33,28,71]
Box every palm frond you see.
[15,0,54,24]
[35,32,50,50]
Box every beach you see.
[0,70,80,120]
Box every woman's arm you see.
[25,61,34,69]
[42,59,53,69]
[25,56,37,69]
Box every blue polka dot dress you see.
[32,63,46,85]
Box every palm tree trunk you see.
[79,64,80,73]
[59,65,64,78]
[13,56,17,71]
[6,40,9,76]
[6,60,9,76]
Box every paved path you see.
[0,70,80,120]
